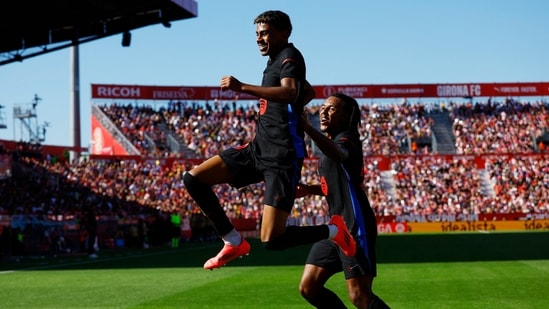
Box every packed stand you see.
[450,98,549,154]
[100,103,168,157]
[3,97,549,256]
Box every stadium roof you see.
[0,0,198,66]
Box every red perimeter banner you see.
[91,82,549,100]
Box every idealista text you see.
[440,219,549,232]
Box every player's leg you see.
[343,230,390,309]
[346,276,373,308]
[183,154,251,269]
[183,155,234,236]
[299,240,346,308]
[260,205,289,241]
[300,264,345,309]
[185,154,232,185]
[346,276,390,309]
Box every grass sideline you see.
[1,231,548,308]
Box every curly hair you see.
[254,10,292,35]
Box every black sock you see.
[182,173,234,235]
[306,287,346,309]
[368,295,391,309]
[262,225,329,250]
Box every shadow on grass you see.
[2,231,548,270]
[377,231,549,263]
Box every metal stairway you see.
[428,110,456,154]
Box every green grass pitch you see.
[1,231,548,308]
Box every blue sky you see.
[1,0,548,147]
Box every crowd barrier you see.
[2,214,549,257]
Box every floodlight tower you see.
[13,94,49,143]
[0,104,6,129]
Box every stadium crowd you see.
[1,97,548,255]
